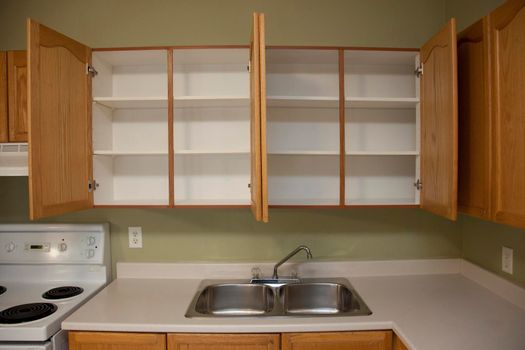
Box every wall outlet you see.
[502,246,513,274]
[128,226,143,248]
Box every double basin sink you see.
[185,277,372,318]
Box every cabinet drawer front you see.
[282,331,393,350]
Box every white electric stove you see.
[0,223,110,350]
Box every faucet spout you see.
[272,245,313,280]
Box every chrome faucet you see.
[273,245,313,280]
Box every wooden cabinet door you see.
[27,19,93,220]
[168,333,279,350]
[490,0,525,228]
[69,331,166,350]
[282,331,392,350]
[7,50,28,142]
[0,51,7,143]
[250,12,268,222]
[420,18,458,220]
[457,18,492,220]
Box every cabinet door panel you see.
[168,333,279,350]
[0,51,7,142]
[7,50,28,142]
[250,12,268,222]
[27,19,93,219]
[457,18,491,219]
[69,331,166,350]
[490,0,525,228]
[282,331,392,350]
[420,18,458,220]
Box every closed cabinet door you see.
[419,18,458,221]
[7,50,28,142]
[282,331,393,350]
[490,0,525,228]
[27,18,93,219]
[0,51,7,142]
[168,333,279,350]
[69,332,166,350]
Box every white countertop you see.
[62,259,525,350]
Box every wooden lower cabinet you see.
[69,332,166,350]
[281,331,392,350]
[168,333,279,350]
[70,331,399,350]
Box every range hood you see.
[0,143,28,176]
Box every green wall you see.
[1,0,523,290]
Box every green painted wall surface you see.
[0,0,447,50]
[461,216,525,288]
[445,0,505,31]
[0,178,461,274]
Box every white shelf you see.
[0,143,28,176]
[346,198,419,206]
[93,150,168,156]
[347,151,419,156]
[94,199,169,206]
[93,97,168,109]
[173,96,249,107]
[175,150,249,155]
[268,96,339,108]
[346,97,419,109]
[269,198,339,206]
[174,199,250,205]
[269,150,339,155]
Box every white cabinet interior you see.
[345,50,420,205]
[92,50,169,205]
[266,49,340,205]
[172,48,251,205]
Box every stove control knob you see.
[5,241,15,253]
[87,236,96,246]
[58,243,68,252]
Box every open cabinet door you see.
[27,19,93,220]
[249,13,268,222]
[420,18,458,220]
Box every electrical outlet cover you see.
[128,226,143,249]
[502,246,513,274]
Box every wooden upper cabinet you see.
[0,51,7,143]
[168,333,279,350]
[250,12,268,222]
[282,331,393,350]
[457,18,491,220]
[420,18,458,221]
[27,19,93,220]
[69,331,166,350]
[7,50,28,142]
[490,0,525,228]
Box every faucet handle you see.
[251,267,262,279]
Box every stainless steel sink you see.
[279,280,371,316]
[186,278,371,318]
[193,283,275,316]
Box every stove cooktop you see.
[42,286,84,300]
[0,303,57,324]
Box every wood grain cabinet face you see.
[7,50,28,142]
[490,0,525,228]
[168,333,280,350]
[69,331,166,350]
[457,18,492,220]
[282,331,393,350]
[0,51,7,143]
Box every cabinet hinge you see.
[247,61,251,72]
[88,180,99,192]
[415,64,423,78]
[87,64,98,78]
[414,179,422,190]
